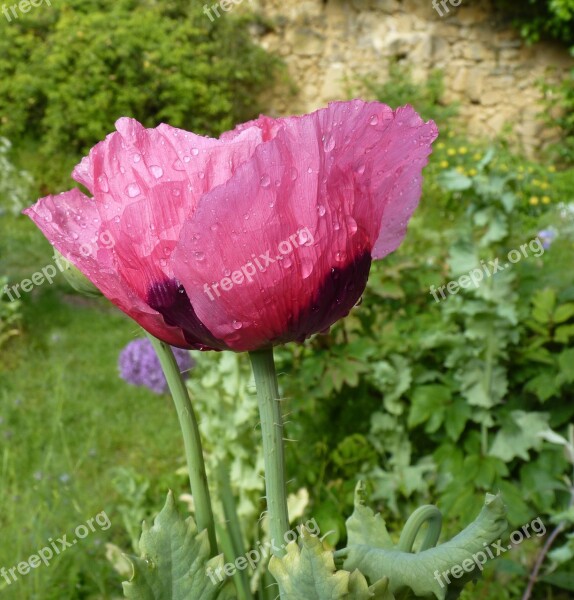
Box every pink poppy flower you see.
[24,100,438,352]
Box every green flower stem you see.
[215,522,252,600]
[146,333,217,556]
[216,463,251,600]
[249,348,290,558]
[397,505,443,552]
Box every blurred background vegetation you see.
[1,1,574,599]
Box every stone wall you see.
[241,0,573,155]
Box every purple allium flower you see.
[538,229,557,250]
[118,338,195,394]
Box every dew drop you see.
[335,251,347,262]
[97,174,109,193]
[150,165,164,179]
[307,166,313,174]
[282,257,292,268]
[198,172,205,179]
[322,134,336,152]
[71,233,79,240]
[173,159,185,171]
[260,174,271,188]
[120,166,126,174]
[289,167,298,181]
[125,183,141,198]
[317,205,326,217]
[191,148,199,156]
[356,163,366,175]
[133,153,141,163]
[183,156,191,163]
[232,320,243,330]
[346,215,358,235]
[300,259,314,279]
[194,252,205,261]
[369,115,379,126]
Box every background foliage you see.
[0,4,574,600]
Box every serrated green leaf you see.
[343,493,507,600]
[554,303,574,324]
[558,348,574,384]
[489,411,550,462]
[555,324,574,343]
[269,529,391,599]
[532,289,556,324]
[123,491,228,600]
[438,170,473,191]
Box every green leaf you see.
[558,348,574,384]
[343,493,508,600]
[555,324,574,343]
[532,289,556,324]
[408,385,451,430]
[489,411,550,462]
[438,170,473,191]
[554,303,574,324]
[269,528,391,599]
[123,491,229,600]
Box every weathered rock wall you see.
[240,0,573,154]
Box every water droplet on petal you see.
[191,148,199,156]
[369,115,379,126]
[282,257,292,268]
[120,166,126,174]
[71,233,79,240]
[232,320,243,330]
[260,174,271,188]
[322,134,336,152]
[346,216,358,235]
[317,205,326,217]
[307,166,313,174]
[126,183,141,197]
[194,252,205,261]
[356,163,366,175]
[300,259,314,279]
[133,153,141,163]
[335,251,347,262]
[150,165,164,179]
[183,156,191,163]
[173,159,185,171]
[97,174,109,193]
[289,167,298,181]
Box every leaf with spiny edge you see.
[123,491,231,600]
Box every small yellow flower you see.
[527,166,534,173]
[500,164,509,171]
[447,148,456,156]
[439,160,449,168]
[532,179,540,186]
[458,147,468,154]
[540,182,549,190]
[456,166,466,174]
[516,174,524,180]
[437,142,445,149]
[548,165,556,173]
[518,166,524,172]
[469,168,477,176]
[529,196,539,205]
[473,153,482,160]
[542,196,551,204]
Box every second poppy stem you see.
[147,333,218,556]
[249,348,289,558]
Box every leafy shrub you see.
[0,137,34,215]
[0,276,21,348]
[272,70,574,598]
[0,0,282,187]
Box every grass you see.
[0,215,190,599]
